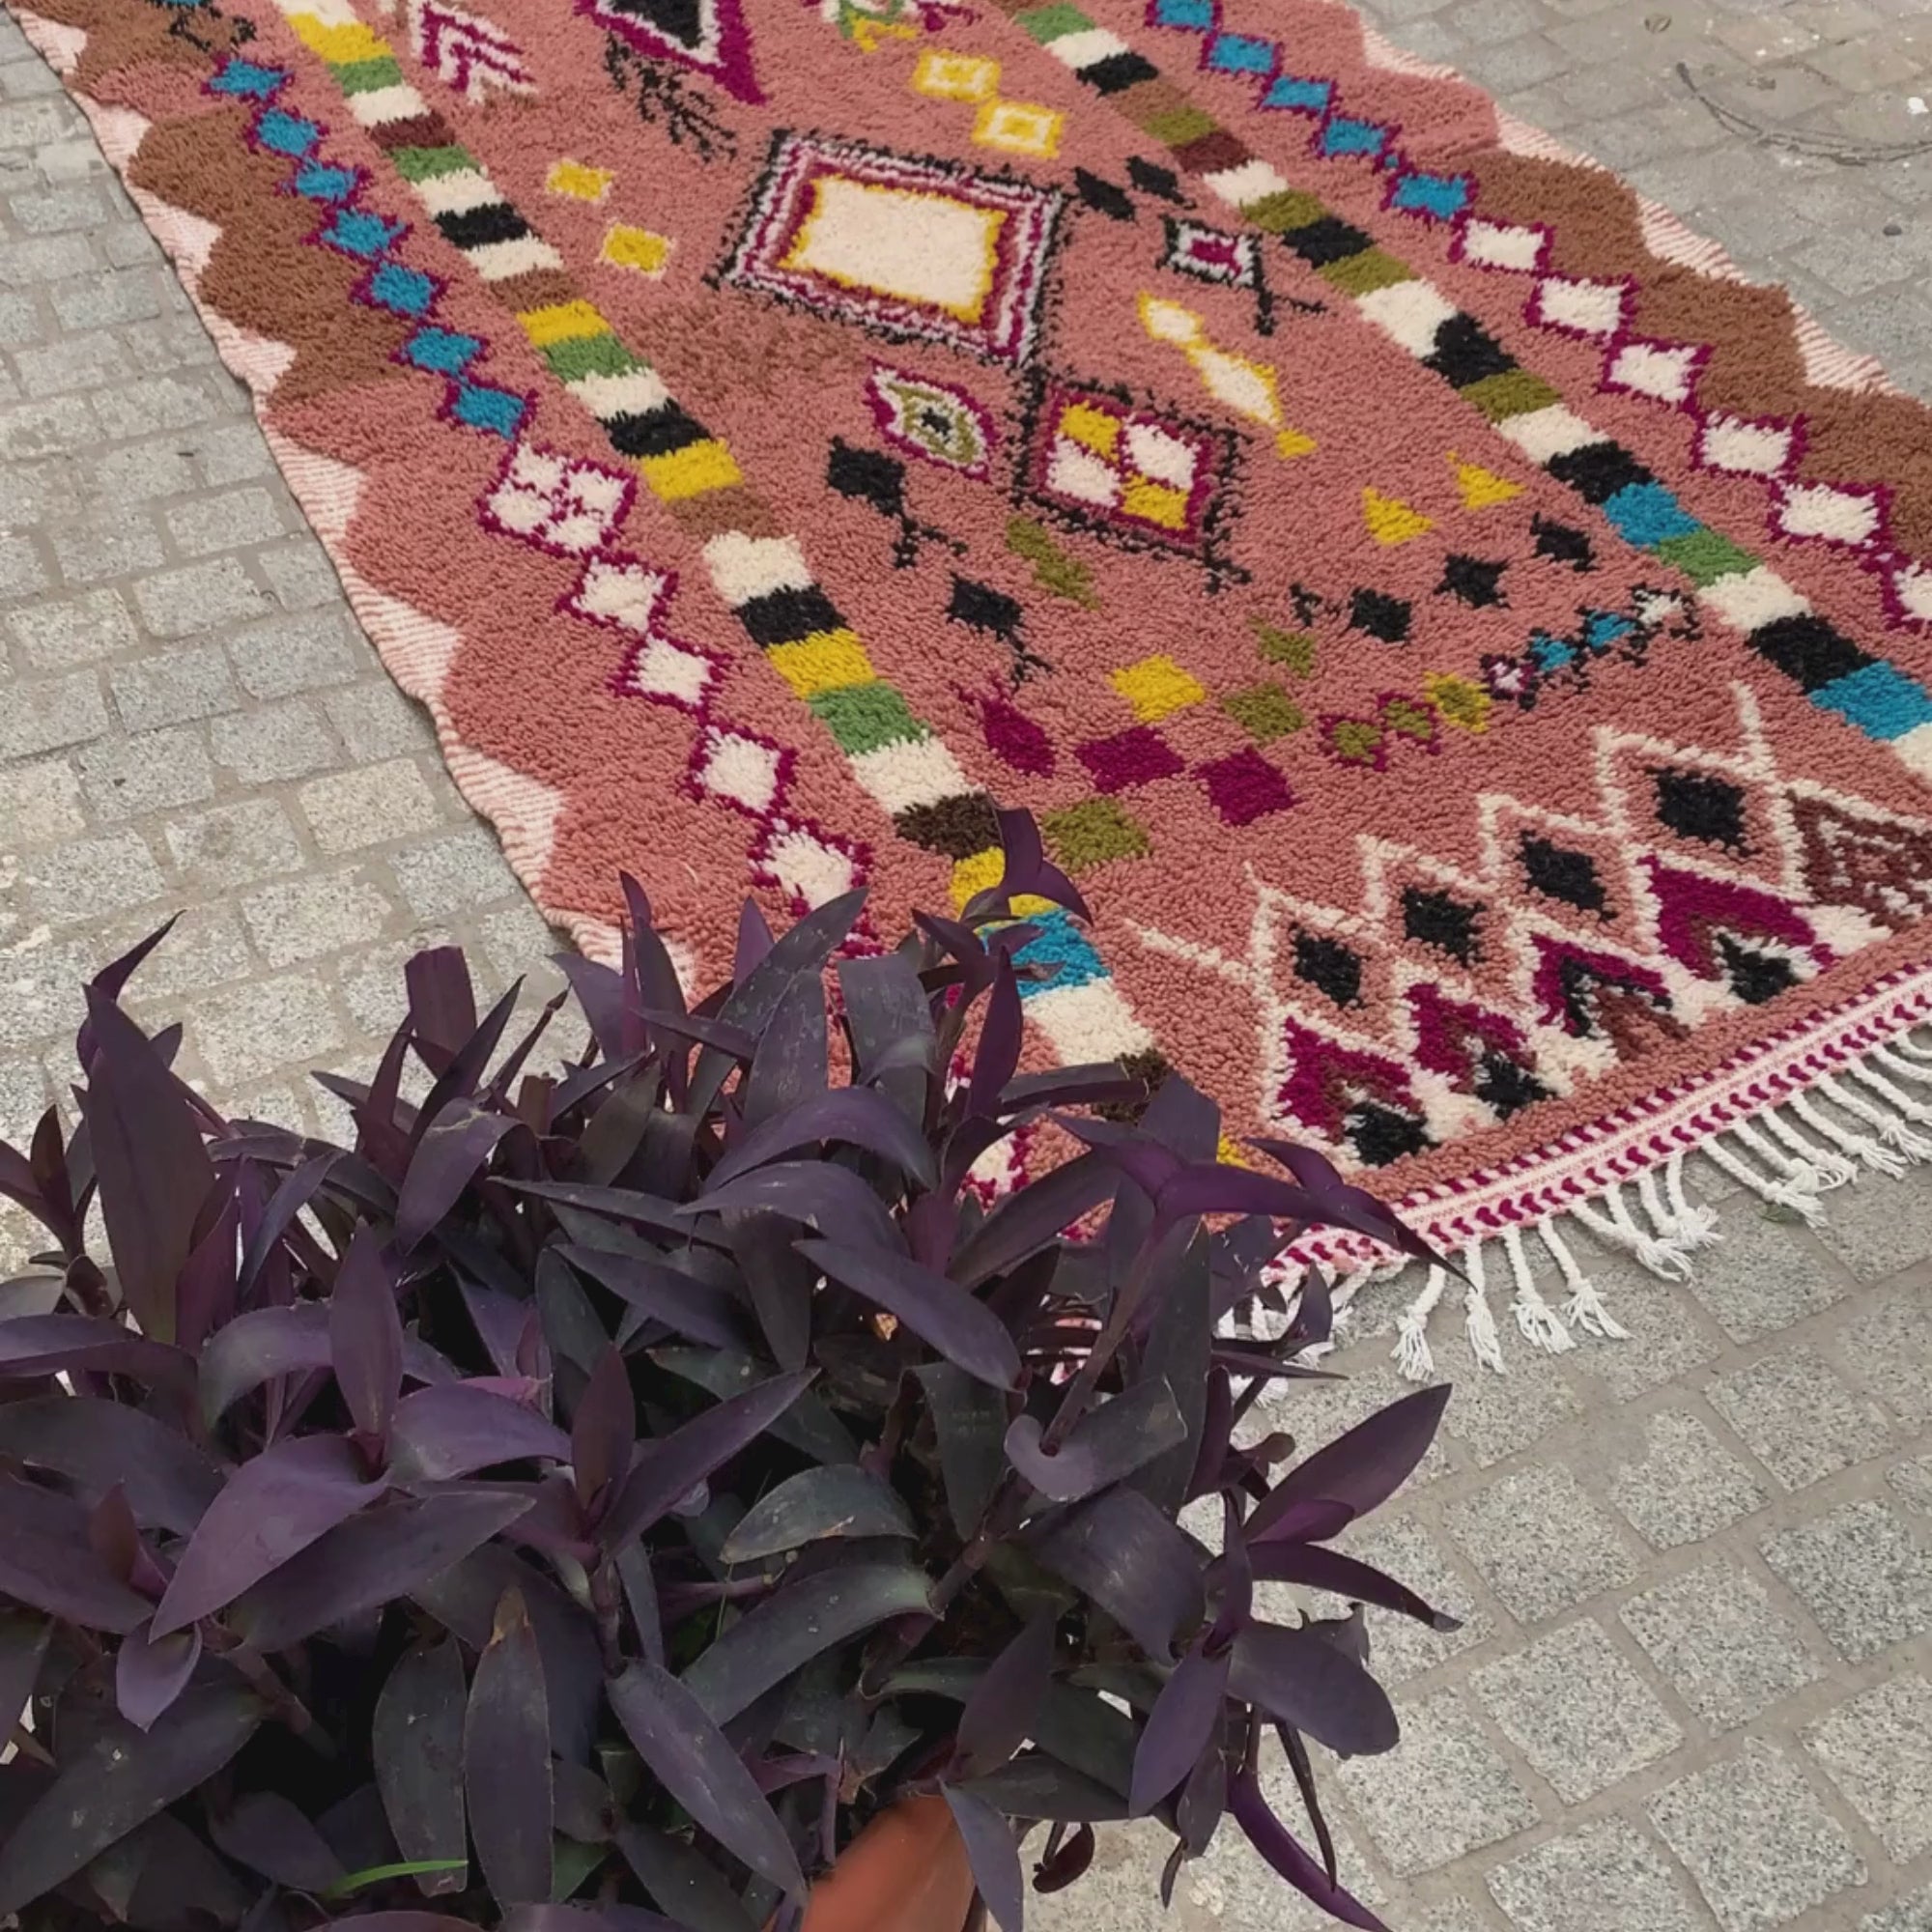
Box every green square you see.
[1014,2,1091,40]
[1243,188,1326,235]
[389,144,478,182]
[544,332,642,384]
[1319,247,1413,296]
[809,681,925,755]
[1460,370,1561,422]
[335,55,404,94]
[1251,619,1316,676]
[1222,684,1304,742]
[1145,105,1218,149]
[1045,798,1151,874]
[1656,526,1758,586]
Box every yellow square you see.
[768,630,874,697]
[1057,402,1119,460]
[1121,477,1190,530]
[1111,653,1205,723]
[973,99,1063,159]
[912,50,1000,101]
[547,159,613,203]
[949,847,1006,909]
[602,224,672,277]
[517,300,611,348]
[638,439,743,501]
[290,15,389,62]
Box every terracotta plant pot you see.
[799,1795,977,1932]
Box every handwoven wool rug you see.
[24,0,1932,1363]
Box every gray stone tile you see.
[242,871,394,968]
[1289,1513,1489,1685]
[299,758,441,855]
[0,756,84,847]
[102,903,250,1003]
[1471,1619,1681,1803]
[105,642,239,731]
[1706,1347,1893,1490]
[1444,1465,1638,1623]
[1864,1889,1932,1932]
[190,972,342,1086]
[322,678,435,760]
[1833,1282,1932,1426]
[1486,1815,1704,1932]
[0,668,105,759]
[1606,1406,1770,1548]
[389,826,518,918]
[209,698,340,785]
[162,798,303,893]
[21,828,165,925]
[0,935,97,1051]
[1890,1450,1932,1513]
[132,556,270,639]
[1620,1559,1822,1730]
[227,611,361,699]
[5,586,135,668]
[1551,1253,1719,1400]
[1804,1676,1932,1861]
[1334,1689,1539,1874]
[164,487,285,556]
[1433,1331,1586,1467]
[1650,1741,1864,1932]
[76,724,213,821]
[1761,1498,1932,1662]
[1814,1158,1932,1279]
[1681,1209,1843,1342]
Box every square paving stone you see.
[1487,1814,1705,1932]
[1289,1513,1487,1685]
[1761,1498,1932,1662]
[1548,1247,1720,1400]
[1833,1284,1932,1427]
[1683,1208,1843,1342]
[1443,1464,1638,1623]
[1334,1689,1538,1874]
[1606,1406,1770,1548]
[1431,1329,1584,1467]
[1648,1740,1865,1932]
[1619,1558,1821,1731]
[1804,1676,1932,1861]
[1471,1619,1682,1803]
[1863,1888,1932,1932]
[1814,1158,1932,1280]
[1706,1346,1893,1490]
[1889,1451,1932,1513]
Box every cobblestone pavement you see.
[3,0,1932,1927]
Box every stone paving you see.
[2,0,1932,1928]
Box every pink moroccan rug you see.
[22,0,1932,1362]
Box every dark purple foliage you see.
[0,819,1448,1932]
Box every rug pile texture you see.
[24,0,1932,1359]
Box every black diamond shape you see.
[948,577,1022,640]
[1126,156,1186,203]
[1073,168,1135,221]
[1080,48,1160,93]
[1653,768,1748,852]
[1350,587,1411,643]
[1437,554,1508,608]
[1402,887,1479,964]
[827,438,905,517]
[1748,612,1869,695]
[1348,1102,1432,1166]
[1531,513,1594,571]
[1283,214,1373,267]
[1293,932,1362,1007]
[1475,1054,1548,1119]
[1421,313,1516,388]
[1546,440,1653,506]
[1717,935,1797,1006]
[1520,835,1608,914]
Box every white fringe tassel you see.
[1365,1031,1932,1377]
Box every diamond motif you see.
[483,441,633,555]
[973,99,1063,158]
[1697,412,1796,478]
[911,49,998,99]
[865,363,996,476]
[1776,481,1883,548]
[1605,338,1701,405]
[691,724,787,815]
[1531,275,1625,338]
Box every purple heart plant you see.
[0,810,1453,1932]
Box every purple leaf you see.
[1244,1385,1450,1546]
[723,1208,813,1373]
[324,1919,477,1932]
[1005,1380,1186,1505]
[561,1244,751,1353]
[0,1610,50,1742]
[965,954,1023,1122]
[115,1615,200,1739]
[799,1239,1019,1390]
[465,1588,552,1908]
[742,973,827,1128]
[1030,1488,1205,1662]
[175,1183,240,1353]
[636,1009,756,1059]
[211,1791,345,1892]
[1032,1822,1095,1894]
[735,899,775,984]
[417,980,522,1131]
[498,1178,690,1238]
[689,1162,904,1255]
[1229,1766,1387,1932]
[570,1344,636,1513]
[680,1562,933,1722]
[838,950,934,1123]
[78,919,178,1060]
[504,1910,690,1932]
[373,1638,468,1896]
[554,952,628,1062]
[199,1303,454,1425]
[1148,1164,1325,1233]
[405,948,478,1074]
[82,986,216,1347]
[952,1613,1054,1780]
[396,1103,519,1254]
[330,1231,404,1445]
[0,1476,152,1631]
[1246,1542,1461,1630]
[1129,1644,1228,1816]
[998,1066,1146,1114]
[1058,1122,1183,1205]
[607,1661,806,1899]
[707,1089,937,1194]
[0,1311,189,1385]
[943,1784,1025,1932]
[153,1435,383,1636]
[955,1756,1126,1824]
[1226,1622,1398,1756]
[230,1488,535,1649]
[388,1384,571,1484]
[718,1465,914,1564]
[0,1396,219,1534]
[0,1683,262,1916]
[1249,1139,1441,1267]
[600,1369,814,1552]
[950,1152,1115,1289]
[917,1362,1007,1539]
